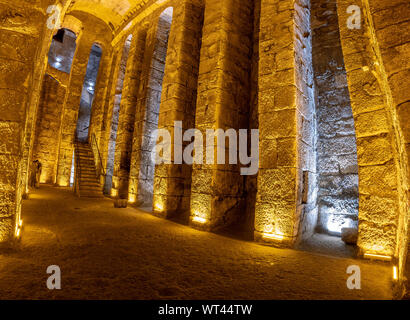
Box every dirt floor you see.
[0,186,394,299]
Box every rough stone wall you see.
[112,28,147,199]
[152,0,204,219]
[129,7,173,206]
[32,75,66,184]
[190,0,253,230]
[311,0,359,236]
[0,0,49,242]
[336,0,404,259]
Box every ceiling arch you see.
[67,0,147,30]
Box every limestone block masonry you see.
[0,0,409,296]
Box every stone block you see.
[341,228,358,245]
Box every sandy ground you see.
[0,186,393,300]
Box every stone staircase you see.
[75,142,104,198]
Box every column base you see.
[254,231,295,248]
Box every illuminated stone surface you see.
[0,0,409,298]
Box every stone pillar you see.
[56,37,93,186]
[336,0,403,258]
[255,0,311,247]
[112,28,147,200]
[98,48,122,187]
[367,0,410,282]
[32,75,67,184]
[189,0,253,231]
[0,1,45,242]
[152,0,204,219]
[128,15,169,206]
[88,46,115,182]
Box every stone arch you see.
[48,28,78,74]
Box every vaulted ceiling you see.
[67,0,149,31]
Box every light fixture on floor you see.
[192,216,207,224]
[262,233,284,241]
[15,220,22,239]
[363,253,392,262]
[128,194,136,203]
[393,266,398,281]
[154,202,164,212]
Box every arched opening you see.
[48,28,77,73]
[30,29,78,187]
[137,7,174,207]
[104,34,133,195]
[298,0,359,256]
[75,44,103,142]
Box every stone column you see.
[97,48,121,184]
[88,46,115,182]
[189,0,253,231]
[128,18,166,205]
[336,0,405,260]
[112,28,147,200]
[255,0,315,247]
[32,75,67,184]
[56,37,93,186]
[152,0,204,219]
[0,1,45,242]
[367,0,410,279]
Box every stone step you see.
[75,142,103,198]
[79,188,102,193]
[78,167,96,172]
[78,192,104,198]
[79,185,101,190]
[79,181,100,186]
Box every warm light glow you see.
[154,202,164,212]
[192,216,207,224]
[111,189,118,197]
[16,228,21,238]
[263,233,284,241]
[393,266,398,281]
[363,253,392,262]
[18,220,23,228]
[128,194,136,203]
